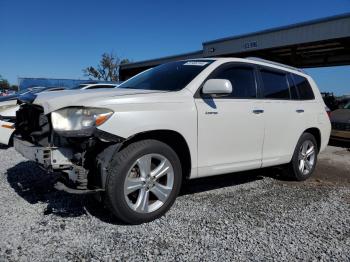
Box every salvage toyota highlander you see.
[14,58,331,224]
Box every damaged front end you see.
[14,103,124,194]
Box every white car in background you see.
[0,102,18,145]
[69,83,118,90]
[0,83,118,145]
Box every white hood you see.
[33,88,167,114]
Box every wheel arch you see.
[302,127,321,152]
[120,129,192,179]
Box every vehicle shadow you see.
[6,161,87,218]
[181,166,289,196]
[0,144,10,150]
[5,161,285,224]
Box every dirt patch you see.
[278,146,350,187]
[309,160,350,185]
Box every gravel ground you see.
[0,145,349,261]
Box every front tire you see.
[284,132,318,181]
[105,139,182,224]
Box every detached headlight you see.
[51,107,113,132]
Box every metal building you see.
[120,13,350,80]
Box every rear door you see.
[195,63,265,177]
[258,67,305,167]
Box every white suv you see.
[13,58,331,224]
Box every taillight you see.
[325,106,331,119]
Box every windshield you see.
[118,60,214,91]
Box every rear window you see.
[260,69,290,99]
[291,74,315,100]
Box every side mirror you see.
[202,79,232,95]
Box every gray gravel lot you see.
[0,145,349,261]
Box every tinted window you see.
[288,74,299,100]
[261,69,290,99]
[292,74,315,100]
[118,60,213,91]
[210,66,257,98]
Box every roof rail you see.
[245,57,306,73]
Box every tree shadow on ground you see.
[6,161,286,224]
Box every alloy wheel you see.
[123,153,174,213]
[298,140,316,175]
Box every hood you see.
[330,109,350,123]
[33,88,167,114]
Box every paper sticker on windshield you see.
[183,61,209,66]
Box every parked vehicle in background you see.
[70,83,119,90]
[0,86,65,146]
[0,84,118,146]
[0,90,16,97]
[337,96,350,109]
[321,92,339,111]
[13,57,331,224]
[330,101,350,143]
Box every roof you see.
[203,12,350,45]
[120,12,350,75]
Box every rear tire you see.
[284,132,318,181]
[105,139,182,224]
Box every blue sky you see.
[0,0,349,94]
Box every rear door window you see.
[260,69,290,99]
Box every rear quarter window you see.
[291,74,315,100]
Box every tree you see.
[83,52,130,82]
[0,75,10,90]
[10,85,19,91]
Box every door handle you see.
[253,109,264,114]
[296,109,304,113]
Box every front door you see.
[195,64,265,177]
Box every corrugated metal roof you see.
[120,12,350,71]
[120,50,203,69]
[203,12,350,45]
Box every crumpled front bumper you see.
[14,137,74,170]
